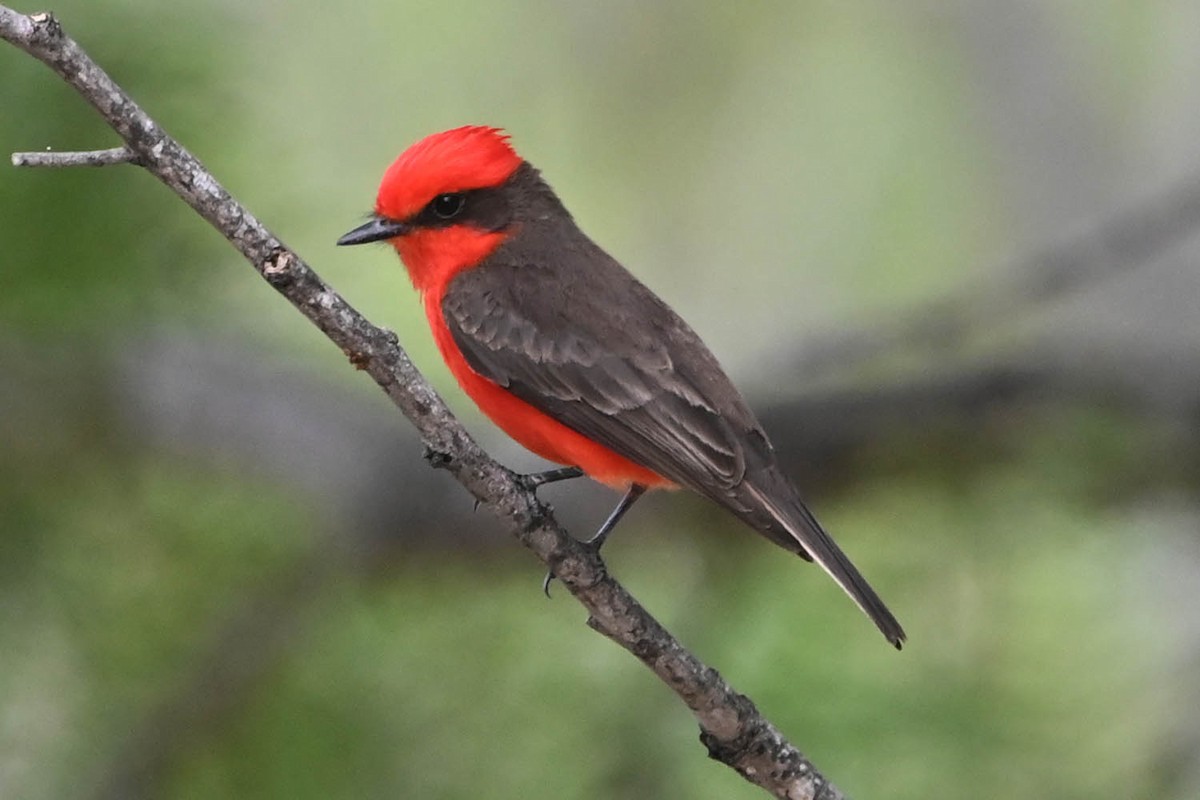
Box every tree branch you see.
[1,7,846,799]
[11,144,139,166]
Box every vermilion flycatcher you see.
[338,126,905,648]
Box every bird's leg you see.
[586,483,647,549]
[519,465,584,490]
[542,483,647,596]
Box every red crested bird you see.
[338,126,905,648]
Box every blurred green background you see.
[4,2,1200,798]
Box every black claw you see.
[541,570,556,597]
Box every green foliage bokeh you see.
[1,2,1190,799]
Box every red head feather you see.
[375,126,523,221]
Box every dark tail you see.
[738,475,906,649]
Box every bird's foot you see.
[515,466,585,596]
[540,483,646,598]
[518,465,584,491]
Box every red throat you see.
[394,226,509,296]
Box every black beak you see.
[336,215,410,246]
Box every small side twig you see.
[11,145,140,167]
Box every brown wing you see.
[442,258,768,495]
[443,249,905,647]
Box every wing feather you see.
[443,261,748,490]
[442,256,906,646]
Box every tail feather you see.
[741,481,906,649]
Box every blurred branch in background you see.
[790,172,1200,393]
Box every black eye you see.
[432,193,465,219]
